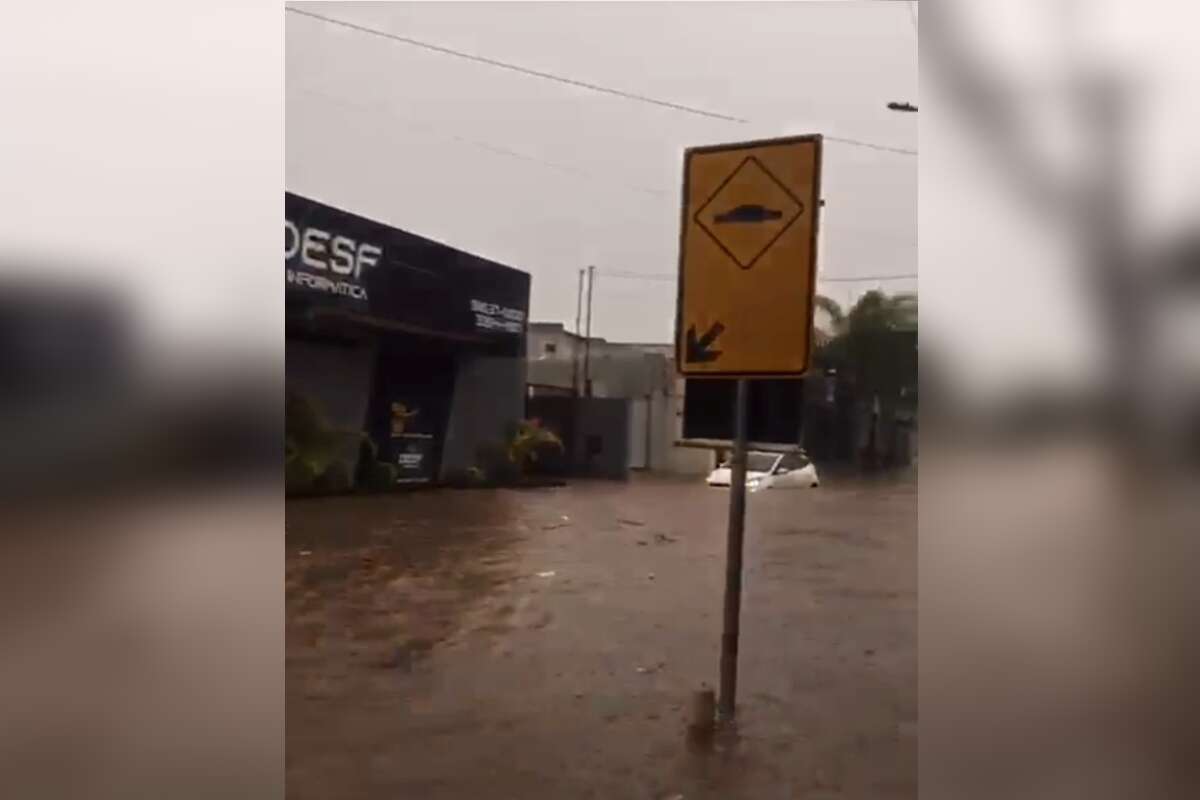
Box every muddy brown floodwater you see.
[286,472,916,799]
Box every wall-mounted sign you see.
[470,299,525,333]
[285,193,530,340]
[285,219,381,303]
[391,433,434,484]
[390,402,420,436]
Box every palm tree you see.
[814,290,917,467]
[816,291,915,341]
[816,290,915,377]
[813,294,846,348]
[813,294,846,329]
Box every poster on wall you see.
[387,400,436,484]
[392,433,435,484]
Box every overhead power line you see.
[300,90,921,247]
[286,7,747,123]
[818,273,917,282]
[600,270,674,282]
[288,7,917,156]
[598,269,917,283]
[308,83,919,196]
[295,87,915,252]
[295,85,670,198]
[826,135,916,156]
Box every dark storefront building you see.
[285,192,530,488]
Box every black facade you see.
[285,192,529,342]
[285,193,530,489]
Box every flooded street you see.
[286,473,916,799]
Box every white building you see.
[526,323,711,474]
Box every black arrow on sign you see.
[686,321,725,363]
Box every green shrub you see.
[470,420,565,484]
[286,388,368,492]
[444,465,489,487]
[508,419,564,475]
[285,456,318,494]
[313,461,352,494]
[365,461,398,491]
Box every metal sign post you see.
[673,134,822,723]
[718,378,749,718]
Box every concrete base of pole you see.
[688,686,716,734]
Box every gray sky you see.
[286,1,917,343]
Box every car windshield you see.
[779,453,810,470]
[718,453,778,472]
[719,453,779,472]
[747,453,779,472]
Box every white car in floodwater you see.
[706,450,820,492]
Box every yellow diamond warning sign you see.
[694,156,805,270]
[675,135,822,377]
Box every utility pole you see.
[583,265,595,397]
[572,268,584,397]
